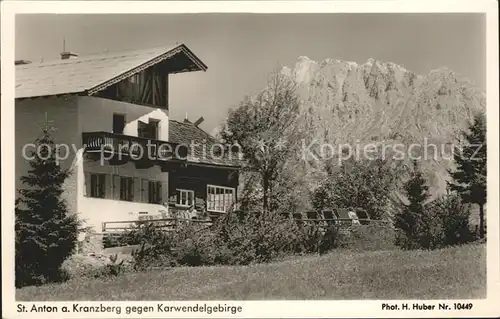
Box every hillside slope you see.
[17,244,486,300]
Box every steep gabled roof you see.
[15,44,207,99]
[169,120,241,168]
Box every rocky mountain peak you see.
[278,56,485,195]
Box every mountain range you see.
[281,56,486,196]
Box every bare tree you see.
[221,69,302,212]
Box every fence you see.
[102,217,212,233]
[101,210,392,234]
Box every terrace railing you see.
[82,131,188,161]
[101,210,391,234]
[102,217,212,233]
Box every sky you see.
[16,13,486,134]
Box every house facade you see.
[15,44,241,232]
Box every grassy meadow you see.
[17,243,486,301]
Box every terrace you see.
[82,131,189,163]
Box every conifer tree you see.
[15,121,80,287]
[394,161,431,249]
[448,113,487,238]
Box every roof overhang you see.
[87,44,207,96]
[167,159,241,170]
[15,44,208,100]
[187,162,242,170]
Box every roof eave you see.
[186,162,242,170]
[179,44,208,72]
[15,92,86,100]
[87,44,207,96]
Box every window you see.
[120,177,134,201]
[90,174,106,198]
[148,181,162,204]
[138,119,159,140]
[112,114,125,134]
[207,185,235,213]
[176,189,194,207]
[149,119,159,140]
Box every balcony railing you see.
[82,131,188,161]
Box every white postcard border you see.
[2,1,499,318]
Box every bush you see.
[127,211,344,268]
[317,225,342,254]
[130,223,177,270]
[395,161,477,251]
[171,222,217,267]
[395,193,477,251]
[91,254,126,278]
[337,223,397,251]
[61,253,131,279]
[312,158,400,220]
[426,194,476,247]
[209,211,301,265]
[103,232,138,248]
[129,221,217,269]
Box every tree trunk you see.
[479,204,485,239]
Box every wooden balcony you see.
[82,131,188,162]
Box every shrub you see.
[415,207,444,250]
[127,210,345,268]
[61,253,132,279]
[103,231,138,248]
[297,224,324,254]
[129,221,216,269]
[171,222,217,267]
[312,158,400,220]
[209,211,343,263]
[82,254,127,279]
[209,211,300,265]
[426,194,476,247]
[130,223,177,271]
[338,223,397,251]
[317,225,342,254]
[395,193,477,250]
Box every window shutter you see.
[113,175,120,199]
[160,182,168,205]
[84,172,91,197]
[206,186,213,211]
[104,174,112,199]
[134,178,142,202]
[188,191,194,206]
[138,120,148,138]
[142,179,149,203]
[224,189,233,212]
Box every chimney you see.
[194,116,204,127]
[15,60,32,65]
[184,112,191,123]
[60,52,78,60]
